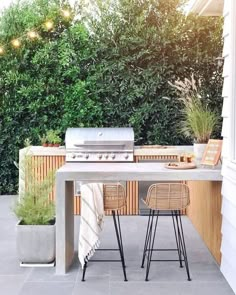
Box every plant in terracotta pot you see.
[13,147,56,265]
[52,134,62,147]
[39,134,48,147]
[168,75,219,159]
[46,129,61,147]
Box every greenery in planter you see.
[0,0,223,194]
[13,147,55,225]
[46,129,62,145]
[169,75,219,143]
[39,134,48,146]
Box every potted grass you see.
[169,75,219,159]
[13,146,56,266]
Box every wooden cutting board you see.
[165,162,196,169]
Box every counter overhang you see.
[56,163,222,182]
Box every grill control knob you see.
[105,154,109,159]
[98,154,102,160]
[125,154,129,159]
[85,154,89,159]
[71,154,76,159]
[111,154,116,160]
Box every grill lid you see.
[65,127,134,162]
[66,128,134,146]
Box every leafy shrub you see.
[0,0,223,194]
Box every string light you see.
[11,39,21,48]
[27,31,39,40]
[0,47,4,55]
[44,20,54,31]
[0,8,73,57]
[61,9,71,18]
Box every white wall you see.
[221,0,236,293]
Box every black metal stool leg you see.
[175,210,191,281]
[81,262,87,282]
[145,210,159,281]
[145,210,154,281]
[171,210,183,268]
[117,212,126,267]
[141,209,152,268]
[177,210,191,281]
[112,210,128,281]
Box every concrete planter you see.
[193,143,207,161]
[16,220,55,264]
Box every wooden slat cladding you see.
[135,155,178,162]
[30,155,65,204]
[187,181,222,264]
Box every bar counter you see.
[55,162,222,274]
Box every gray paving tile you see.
[179,282,234,295]
[0,195,235,295]
[110,281,234,295]
[0,256,32,275]
[19,282,75,295]
[0,275,26,295]
[73,276,110,295]
[27,266,78,283]
[78,261,110,279]
[0,195,18,219]
[109,282,182,295]
[26,257,80,283]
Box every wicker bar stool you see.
[82,183,128,281]
[141,183,191,281]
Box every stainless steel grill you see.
[65,128,134,162]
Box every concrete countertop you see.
[134,145,193,156]
[56,162,222,182]
[21,146,66,156]
[23,145,193,156]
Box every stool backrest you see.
[146,183,190,210]
[103,183,126,211]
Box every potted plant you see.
[46,129,61,147]
[39,134,48,147]
[169,75,219,159]
[52,134,62,147]
[13,146,56,265]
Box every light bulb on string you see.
[0,46,4,55]
[44,20,54,31]
[27,31,39,40]
[61,9,71,18]
[11,39,21,48]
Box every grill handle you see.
[73,143,126,147]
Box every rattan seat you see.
[103,183,126,211]
[143,183,190,211]
[141,183,191,282]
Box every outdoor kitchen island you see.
[55,162,222,274]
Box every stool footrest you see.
[151,259,185,262]
[146,248,179,252]
[89,259,122,262]
[96,248,119,251]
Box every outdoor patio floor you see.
[0,195,234,295]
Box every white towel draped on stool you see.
[78,183,104,269]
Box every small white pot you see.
[193,143,207,160]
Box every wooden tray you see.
[139,145,172,149]
[165,162,196,170]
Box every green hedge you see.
[0,0,223,194]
